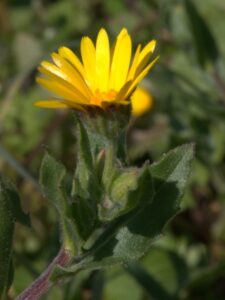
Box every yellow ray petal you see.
[138,40,156,63]
[35,99,85,110]
[109,28,132,91]
[35,29,159,111]
[39,64,90,101]
[135,40,156,77]
[38,68,90,102]
[36,77,89,104]
[51,53,92,98]
[127,44,141,81]
[125,56,159,98]
[35,100,70,108]
[39,63,69,82]
[58,47,85,77]
[115,81,132,102]
[95,28,110,92]
[40,61,67,80]
[80,37,96,90]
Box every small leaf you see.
[72,117,100,199]
[71,118,101,240]
[184,0,219,68]
[40,153,78,253]
[99,166,147,221]
[40,152,68,214]
[70,197,97,241]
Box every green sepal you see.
[76,107,129,142]
[40,153,78,254]
[74,107,129,160]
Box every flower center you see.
[90,89,118,106]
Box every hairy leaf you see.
[40,153,78,253]
[51,144,194,282]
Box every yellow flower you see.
[131,87,153,117]
[35,28,158,111]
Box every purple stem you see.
[15,248,71,300]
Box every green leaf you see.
[40,153,78,253]
[71,118,101,240]
[0,177,15,299]
[72,117,95,198]
[40,152,68,214]
[150,143,194,192]
[50,166,153,282]
[91,144,193,263]
[51,144,194,282]
[69,197,97,242]
[93,167,154,259]
[184,0,220,68]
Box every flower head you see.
[35,28,158,111]
[131,87,153,117]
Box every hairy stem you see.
[15,248,71,300]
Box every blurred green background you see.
[1,0,225,299]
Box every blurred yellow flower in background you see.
[35,28,158,111]
[131,87,153,116]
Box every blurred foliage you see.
[1,0,225,299]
